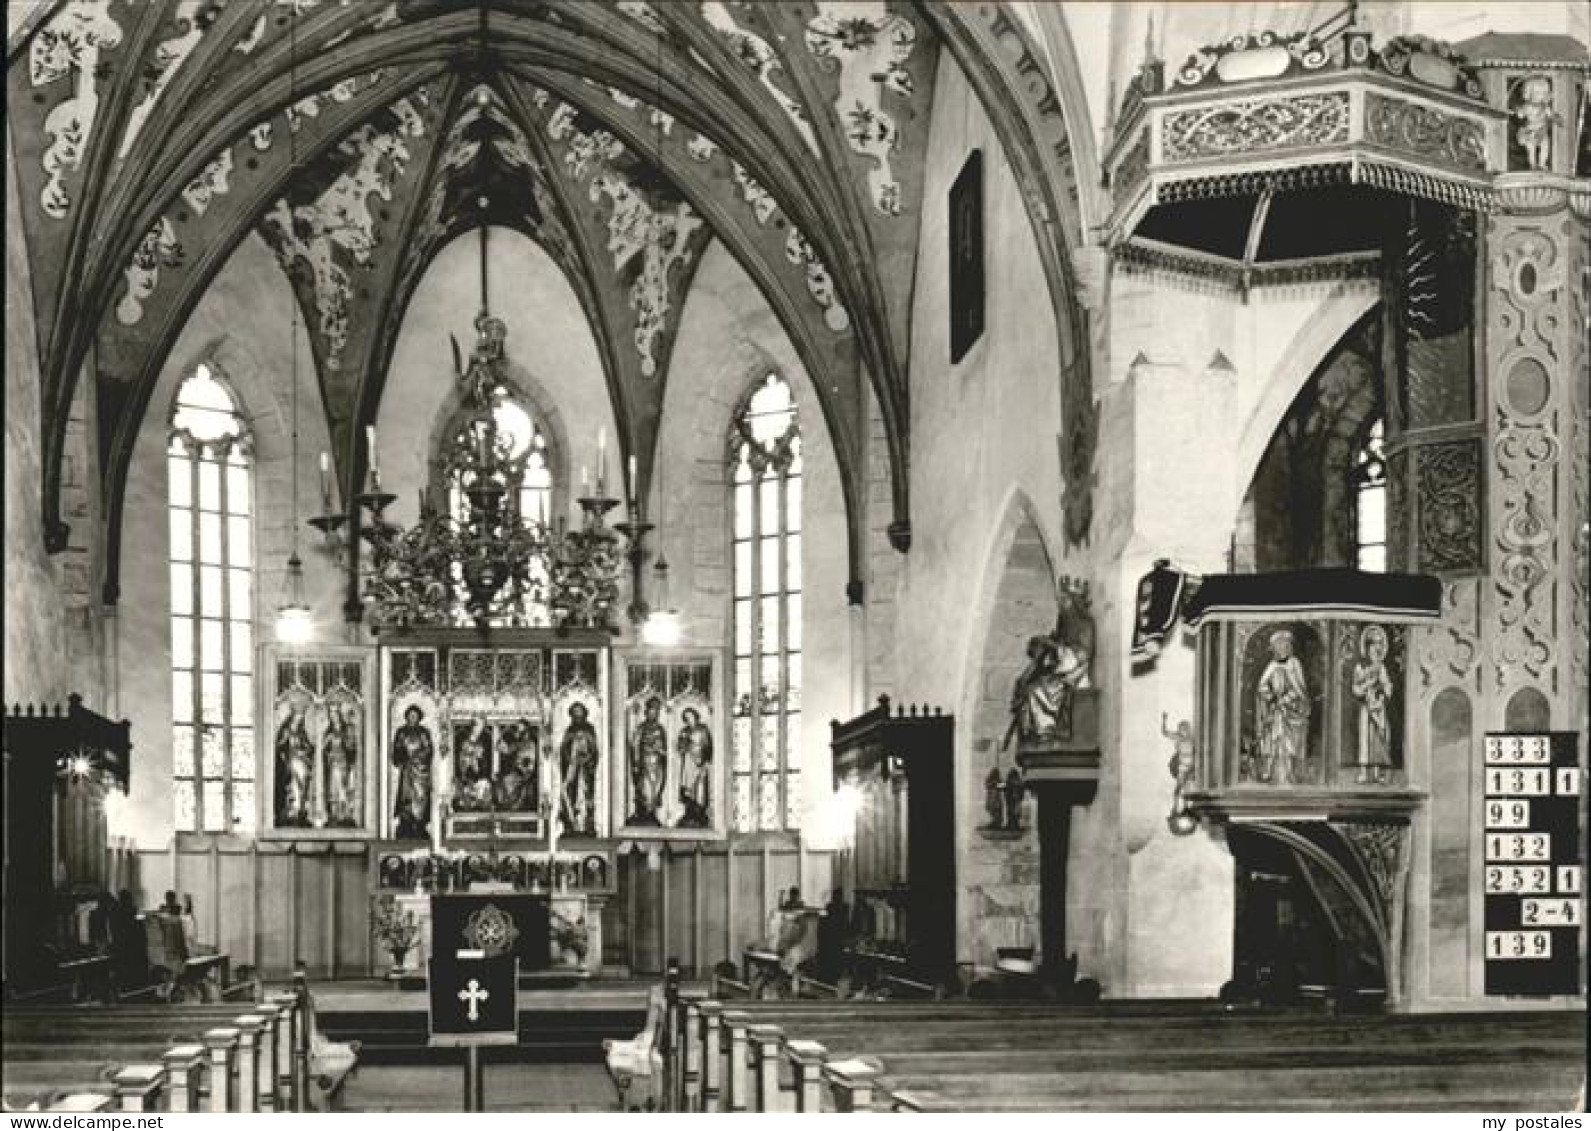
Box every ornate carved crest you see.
[462,903,520,957]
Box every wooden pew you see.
[667,996,1584,1113]
[2,994,307,1112]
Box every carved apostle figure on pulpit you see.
[559,702,599,836]
[1256,630,1310,785]
[675,707,713,829]
[274,699,316,827]
[1003,581,1095,748]
[629,697,668,825]
[391,705,435,840]
[1349,625,1393,785]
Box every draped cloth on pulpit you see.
[431,894,551,972]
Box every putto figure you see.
[1512,75,1559,171]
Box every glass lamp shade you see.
[275,552,314,644]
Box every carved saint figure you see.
[322,701,361,828]
[1349,625,1394,785]
[629,697,668,825]
[452,720,494,812]
[1004,582,1095,749]
[558,702,600,836]
[1513,75,1559,171]
[494,719,539,812]
[1002,767,1026,832]
[390,705,434,840]
[983,766,1004,830]
[1255,630,1310,785]
[675,707,714,829]
[274,699,315,827]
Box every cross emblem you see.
[458,978,489,1022]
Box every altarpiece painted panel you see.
[261,648,377,838]
[614,652,725,839]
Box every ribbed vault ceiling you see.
[10,0,1096,600]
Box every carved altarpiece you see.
[378,632,610,844]
[613,652,725,840]
[261,648,377,839]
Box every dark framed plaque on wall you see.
[949,148,985,364]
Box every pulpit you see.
[1182,569,1441,1007]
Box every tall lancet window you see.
[729,374,803,831]
[168,364,255,834]
[1352,417,1388,572]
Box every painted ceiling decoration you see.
[9,0,1097,596]
[257,88,431,374]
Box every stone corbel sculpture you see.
[1002,578,1096,750]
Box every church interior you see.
[4,0,1588,1114]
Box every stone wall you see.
[4,140,88,709]
[896,50,1079,973]
[662,240,852,842]
[117,233,341,845]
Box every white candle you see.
[628,455,638,501]
[318,452,331,507]
[365,425,378,473]
[596,427,607,489]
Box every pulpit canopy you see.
[1184,568,1442,627]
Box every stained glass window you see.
[169,363,255,834]
[729,375,802,831]
[1353,418,1387,572]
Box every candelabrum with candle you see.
[549,486,625,630]
[309,315,638,631]
[614,462,654,626]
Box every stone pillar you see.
[785,1039,828,1112]
[161,1045,205,1112]
[1394,185,1589,1007]
[254,1003,282,1110]
[822,1060,879,1112]
[1018,711,1101,996]
[1094,339,1240,997]
[111,1065,163,1112]
[1482,195,1588,740]
[721,1011,750,1112]
[269,991,299,1110]
[203,1027,239,1112]
[700,1002,724,1112]
[748,1024,784,1112]
[232,1015,265,1113]
[680,1000,702,1111]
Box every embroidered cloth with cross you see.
[428,952,518,1046]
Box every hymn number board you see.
[1482,732,1582,996]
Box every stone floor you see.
[340,1064,622,1112]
